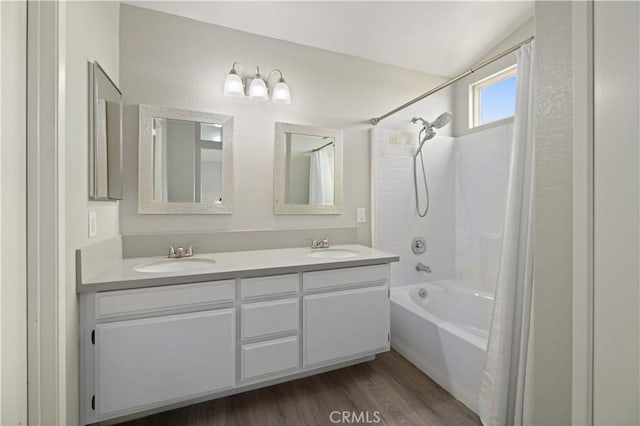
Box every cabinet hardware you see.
[91,329,95,345]
[91,395,95,410]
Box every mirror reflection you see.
[274,122,342,215]
[152,118,223,204]
[138,105,233,214]
[285,133,335,205]
[89,61,122,200]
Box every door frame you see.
[572,1,594,424]
[26,1,67,424]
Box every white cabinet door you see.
[95,309,235,416]
[303,286,389,367]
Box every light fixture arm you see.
[267,69,286,85]
[229,62,242,77]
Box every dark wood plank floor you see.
[120,350,481,426]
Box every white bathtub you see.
[390,281,494,414]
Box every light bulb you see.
[271,79,291,104]
[248,77,268,102]
[223,72,244,97]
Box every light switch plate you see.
[356,207,366,223]
[88,211,97,238]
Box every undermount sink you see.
[307,249,360,259]
[134,258,216,273]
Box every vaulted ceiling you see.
[124,1,533,77]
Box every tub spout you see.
[416,263,431,273]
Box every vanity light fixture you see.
[223,63,291,104]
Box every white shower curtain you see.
[477,43,535,426]
[309,148,334,205]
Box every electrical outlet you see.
[88,211,97,238]
[356,207,366,223]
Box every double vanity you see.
[78,244,398,425]
[81,59,396,425]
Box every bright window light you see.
[470,65,517,128]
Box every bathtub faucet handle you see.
[416,262,431,273]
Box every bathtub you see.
[390,281,494,414]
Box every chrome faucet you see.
[168,245,194,258]
[311,239,330,249]
[416,262,431,273]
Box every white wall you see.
[455,124,512,293]
[592,2,639,423]
[532,2,573,424]
[371,129,456,286]
[65,2,120,423]
[0,1,28,424]
[119,4,452,244]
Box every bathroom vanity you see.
[77,244,398,425]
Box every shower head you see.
[432,112,453,129]
[411,112,453,130]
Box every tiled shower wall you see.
[371,128,456,287]
[372,123,512,293]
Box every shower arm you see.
[370,36,534,126]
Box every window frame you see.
[469,64,518,129]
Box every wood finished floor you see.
[120,350,481,426]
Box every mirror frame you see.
[138,105,234,214]
[88,61,123,201]
[274,122,343,215]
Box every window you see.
[470,65,517,128]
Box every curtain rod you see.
[370,36,535,126]
[311,141,334,152]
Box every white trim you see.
[469,64,517,128]
[26,2,66,424]
[571,1,594,424]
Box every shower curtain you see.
[477,43,535,426]
[309,148,334,204]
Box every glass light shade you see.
[248,77,269,102]
[223,73,244,97]
[271,81,291,104]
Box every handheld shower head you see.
[411,112,453,130]
[432,112,453,129]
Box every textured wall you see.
[533,2,573,424]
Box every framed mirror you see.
[274,122,343,214]
[138,105,234,214]
[89,61,122,200]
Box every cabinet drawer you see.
[241,298,299,340]
[95,280,235,320]
[241,336,299,381]
[96,309,235,415]
[303,265,388,292]
[240,274,299,300]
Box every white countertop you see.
[78,244,399,293]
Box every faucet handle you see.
[321,238,330,248]
[168,246,176,257]
[185,245,194,256]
